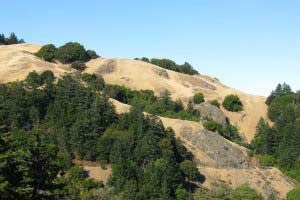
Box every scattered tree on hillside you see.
[210,100,221,108]
[135,57,199,75]
[193,92,205,104]
[222,94,243,112]
[34,44,57,62]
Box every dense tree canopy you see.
[0,71,204,199]
[251,83,300,182]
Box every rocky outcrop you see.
[194,102,227,124]
[180,127,250,168]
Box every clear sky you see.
[1,0,299,96]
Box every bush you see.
[86,50,99,59]
[222,94,243,112]
[287,188,300,200]
[193,92,205,104]
[231,183,263,200]
[35,44,56,62]
[55,42,88,63]
[179,160,198,181]
[258,155,277,166]
[203,119,222,132]
[71,61,87,71]
[210,100,220,108]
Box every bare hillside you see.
[0,44,268,142]
[85,58,268,142]
[0,44,72,83]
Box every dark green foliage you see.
[35,43,99,65]
[193,92,205,104]
[252,83,300,182]
[0,32,25,45]
[210,100,221,108]
[179,160,198,181]
[97,107,198,199]
[71,61,87,71]
[0,71,201,199]
[286,188,300,200]
[104,85,200,121]
[81,73,105,91]
[35,44,56,62]
[55,42,88,63]
[222,94,243,112]
[135,57,199,75]
[203,119,221,132]
[266,83,292,105]
[203,119,243,144]
[86,50,99,59]
[231,183,263,200]
[0,130,63,200]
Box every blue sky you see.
[1,0,299,96]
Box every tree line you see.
[251,83,300,184]
[0,32,25,45]
[134,57,199,75]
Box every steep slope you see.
[0,44,294,198]
[85,58,268,142]
[0,44,268,142]
[111,99,294,199]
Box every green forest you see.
[0,70,274,199]
[251,83,300,182]
[0,71,202,199]
[0,38,298,200]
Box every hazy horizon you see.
[1,0,299,96]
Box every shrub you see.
[258,155,277,166]
[287,188,300,200]
[203,119,222,132]
[71,61,87,71]
[86,50,99,59]
[231,183,263,200]
[179,160,198,181]
[222,94,243,112]
[193,92,205,104]
[210,100,220,108]
[55,42,88,63]
[35,44,56,62]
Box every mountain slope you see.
[85,57,268,143]
[0,44,293,199]
[111,98,294,199]
[0,44,268,142]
